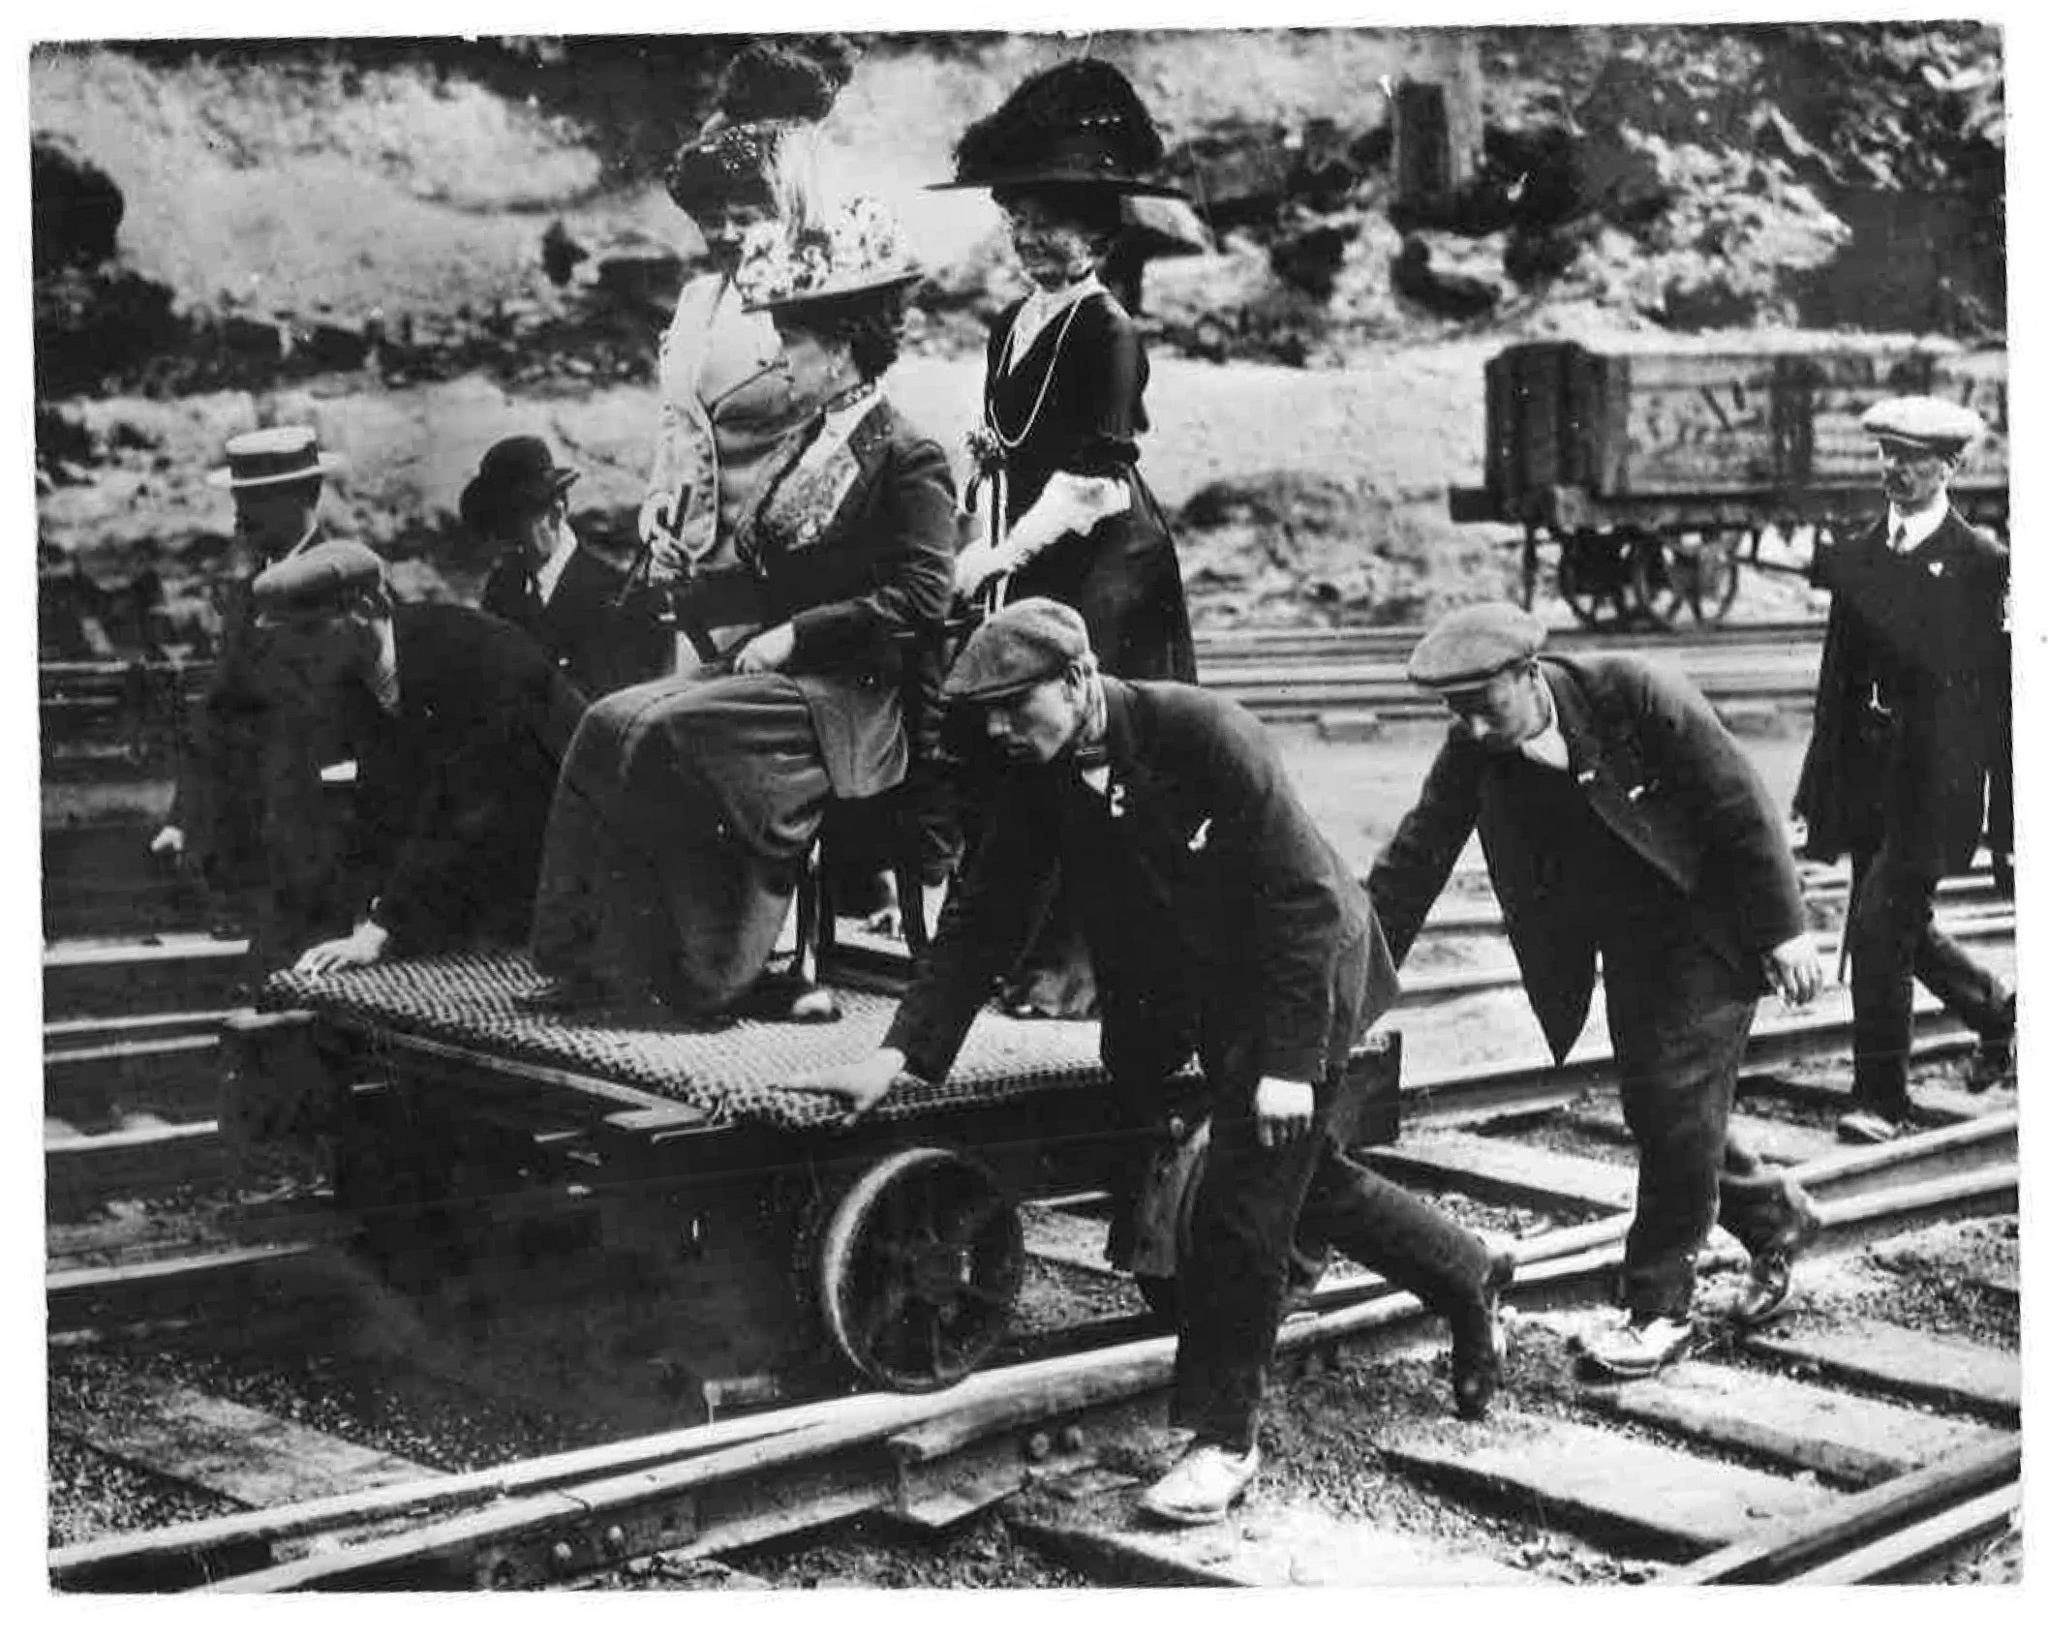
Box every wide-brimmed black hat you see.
[930,58,1187,199]
[458,436,578,538]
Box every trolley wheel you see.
[1630,529,1741,630]
[816,1145,1025,1392]
[1556,531,1636,629]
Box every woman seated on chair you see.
[528,196,957,1020]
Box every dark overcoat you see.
[886,677,1398,1091]
[345,603,588,954]
[689,395,960,794]
[1366,655,1809,1064]
[1793,510,2011,875]
[480,543,672,700]
[171,535,355,891]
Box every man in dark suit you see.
[150,425,356,973]
[1794,396,2015,1143]
[1367,604,1826,1380]
[467,435,673,699]
[243,542,588,976]
[792,598,1511,1526]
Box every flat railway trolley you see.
[221,951,1399,1418]
[1451,332,2009,630]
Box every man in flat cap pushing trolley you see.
[1367,602,1827,1380]
[793,597,1513,1527]
[1794,396,2015,1145]
[242,541,587,977]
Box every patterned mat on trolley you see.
[262,948,1193,1134]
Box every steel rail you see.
[1664,1434,2023,1585]
[49,1119,2016,1594]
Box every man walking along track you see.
[1366,603,1826,1380]
[1793,395,2016,1146]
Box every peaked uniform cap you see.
[206,425,344,490]
[933,58,1187,198]
[1407,602,1548,691]
[250,539,387,616]
[942,597,1093,703]
[1862,395,1986,456]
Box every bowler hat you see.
[931,59,1187,199]
[1862,395,1986,457]
[250,539,387,617]
[942,597,1093,703]
[1408,603,1548,692]
[459,436,578,538]
[205,426,343,490]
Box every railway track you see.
[41,614,2014,1589]
[40,621,1826,767]
[48,1096,2019,1591]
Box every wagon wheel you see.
[1556,531,1636,630]
[1630,529,1742,630]
[816,1145,1024,1392]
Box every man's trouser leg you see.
[1847,845,1939,1117]
[1717,1132,1816,1260]
[1171,1046,1326,1452]
[1604,935,1755,1320]
[1296,1145,1495,1319]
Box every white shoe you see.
[1580,1314,1693,1379]
[1137,1441,1260,1526]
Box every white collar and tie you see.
[532,525,578,605]
[1517,675,1571,771]
[1886,500,1948,555]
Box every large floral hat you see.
[734,194,923,313]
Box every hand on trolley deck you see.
[784,1046,907,1126]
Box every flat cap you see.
[1407,602,1547,691]
[250,540,386,616]
[1862,395,1985,455]
[942,597,1092,703]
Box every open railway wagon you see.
[220,951,1399,1418]
[1449,332,2008,630]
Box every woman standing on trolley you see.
[937,57,1199,1017]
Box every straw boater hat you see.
[735,195,923,314]
[930,58,1186,199]
[205,426,344,490]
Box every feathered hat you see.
[663,38,857,219]
[931,58,1186,198]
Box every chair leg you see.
[794,846,823,987]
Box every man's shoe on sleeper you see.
[1834,1109,1901,1145]
[1579,1313,1694,1380]
[1136,1442,1260,1526]
[1731,1181,1819,1327]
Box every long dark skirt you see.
[529,671,830,1015]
